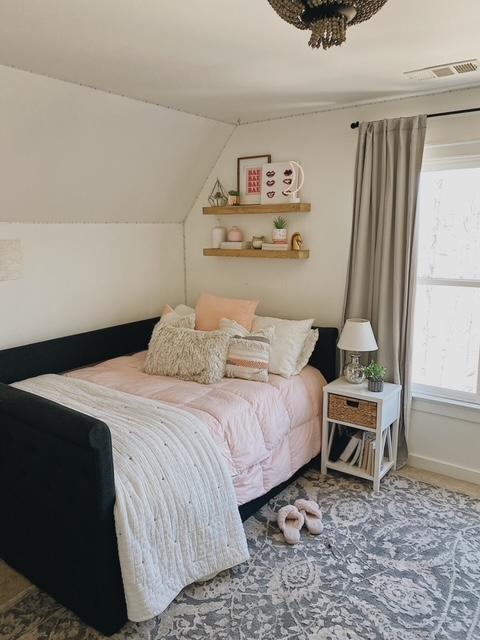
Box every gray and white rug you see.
[2,470,480,640]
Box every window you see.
[412,147,480,405]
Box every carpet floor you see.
[2,470,480,640]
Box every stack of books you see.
[330,430,378,476]
[220,241,251,250]
[261,242,289,251]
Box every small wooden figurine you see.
[291,232,303,251]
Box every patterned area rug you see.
[2,470,480,640]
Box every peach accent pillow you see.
[195,293,258,331]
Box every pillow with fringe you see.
[219,318,274,382]
[144,324,230,384]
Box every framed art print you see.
[260,161,299,204]
[237,154,271,205]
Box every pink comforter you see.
[68,352,326,505]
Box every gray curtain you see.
[343,115,427,467]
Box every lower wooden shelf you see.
[203,248,309,259]
[325,459,394,481]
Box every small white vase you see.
[212,225,227,248]
[272,228,287,244]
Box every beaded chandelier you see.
[267,0,389,50]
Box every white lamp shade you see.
[338,318,378,352]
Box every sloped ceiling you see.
[0,0,479,123]
[0,65,233,223]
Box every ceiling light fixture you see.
[268,0,389,50]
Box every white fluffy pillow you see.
[294,328,319,375]
[174,304,196,317]
[252,316,314,378]
[159,310,195,329]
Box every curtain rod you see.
[350,106,480,129]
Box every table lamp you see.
[338,318,378,384]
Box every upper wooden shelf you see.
[202,203,311,215]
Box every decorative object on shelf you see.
[267,0,388,50]
[261,161,302,204]
[208,179,228,207]
[272,216,288,244]
[337,318,378,384]
[228,190,240,205]
[284,161,305,203]
[227,226,244,242]
[237,155,272,205]
[291,232,303,250]
[252,235,265,249]
[211,222,227,249]
[364,362,386,392]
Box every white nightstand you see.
[321,377,402,491]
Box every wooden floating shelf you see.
[203,203,311,215]
[203,248,310,260]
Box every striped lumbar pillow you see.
[219,318,274,382]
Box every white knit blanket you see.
[13,374,249,621]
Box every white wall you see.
[0,65,233,348]
[184,86,480,483]
[0,223,184,349]
[0,65,233,223]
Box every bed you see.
[0,317,338,635]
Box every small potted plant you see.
[272,216,288,244]
[363,362,386,392]
[228,190,240,205]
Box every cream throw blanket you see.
[13,374,249,621]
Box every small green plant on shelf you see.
[227,190,240,205]
[363,362,386,392]
[272,216,288,244]
[273,216,288,229]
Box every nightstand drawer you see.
[328,393,377,428]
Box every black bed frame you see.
[0,318,338,635]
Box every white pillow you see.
[160,309,195,328]
[252,315,314,378]
[174,304,196,317]
[294,328,319,375]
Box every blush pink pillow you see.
[195,293,258,331]
[162,304,174,316]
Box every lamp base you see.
[344,353,365,384]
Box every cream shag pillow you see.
[219,318,274,382]
[144,324,230,384]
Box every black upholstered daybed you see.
[0,317,338,635]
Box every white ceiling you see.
[0,0,479,124]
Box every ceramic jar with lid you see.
[227,226,244,242]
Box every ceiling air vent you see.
[404,59,479,81]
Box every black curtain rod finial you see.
[351,121,360,129]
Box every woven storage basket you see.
[328,394,377,429]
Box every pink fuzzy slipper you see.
[277,505,305,544]
[294,499,323,535]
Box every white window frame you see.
[412,148,480,406]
